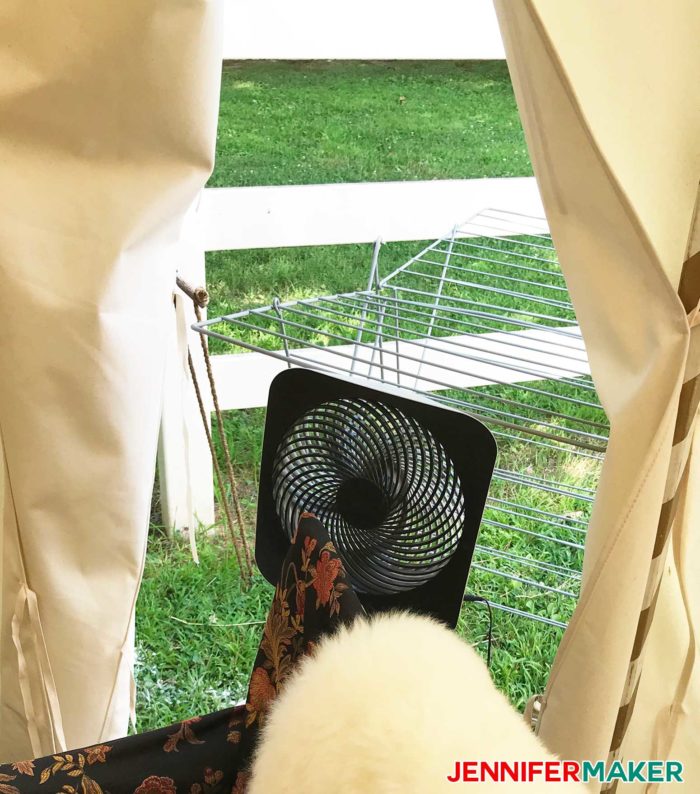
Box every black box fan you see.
[256,369,497,628]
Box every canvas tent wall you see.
[494,0,700,789]
[0,1,222,761]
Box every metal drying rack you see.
[195,209,608,628]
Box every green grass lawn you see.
[135,61,594,733]
[135,531,566,733]
[206,58,531,336]
[211,60,531,187]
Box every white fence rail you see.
[200,178,540,250]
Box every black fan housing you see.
[256,369,496,627]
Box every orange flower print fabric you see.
[0,515,363,793]
[313,550,344,608]
[237,515,363,768]
[134,775,177,794]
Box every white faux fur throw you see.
[248,612,585,792]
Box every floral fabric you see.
[0,515,363,793]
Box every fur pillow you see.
[248,612,585,792]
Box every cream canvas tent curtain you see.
[0,1,222,762]
[494,1,700,790]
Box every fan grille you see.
[272,398,466,594]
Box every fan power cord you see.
[463,594,494,669]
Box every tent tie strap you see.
[11,584,67,757]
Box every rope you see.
[176,277,254,585]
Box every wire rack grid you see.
[196,209,609,628]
